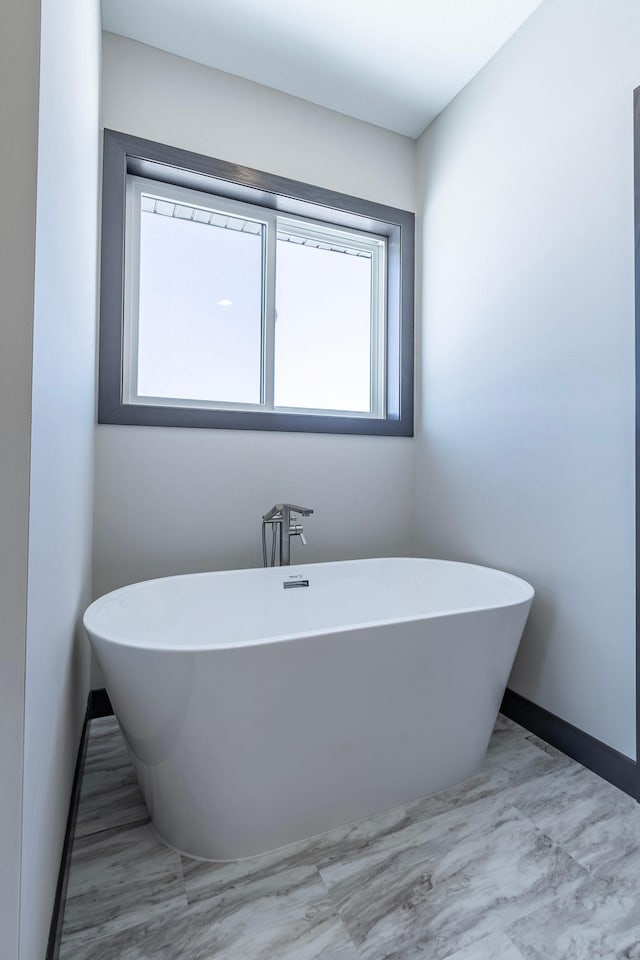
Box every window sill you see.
[98,400,413,437]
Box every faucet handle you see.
[289,522,307,546]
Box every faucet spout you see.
[262,503,314,522]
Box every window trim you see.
[100,129,415,437]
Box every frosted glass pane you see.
[136,210,263,404]
[274,240,372,412]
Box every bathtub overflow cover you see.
[283,576,310,589]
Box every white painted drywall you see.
[0,0,41,955]
[416,0,638,757]
[93,36,416,650]
[19,0,101,955]
[101,0,545,137]
[101,34,416,212]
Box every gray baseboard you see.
[500,688,637,799]
[89,687,113,719]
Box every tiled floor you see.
[59,714,640,960]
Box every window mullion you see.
[262,216,277,410]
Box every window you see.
[100,130,414,436]
[126,179,385,417]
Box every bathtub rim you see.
[84,557,534,653]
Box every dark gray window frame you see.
[99,129,414,436]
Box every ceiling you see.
[102,0,545,138]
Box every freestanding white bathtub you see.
[84,557,533,861]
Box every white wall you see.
[19,0,101,957]
[93,35,416,619]
[0,0,40,953]
[416,0,638,757]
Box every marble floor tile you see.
[442,931,525,960]
[319,795,587,960]
[505,761,640,879]
[82,716,132,777]
[75,774,150,839]
[75,717,150,839]
[62,864,360,960]
[506,873,640,960]
[483,724,574,779]
[59,902,188,960]
[60,820,187,953]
